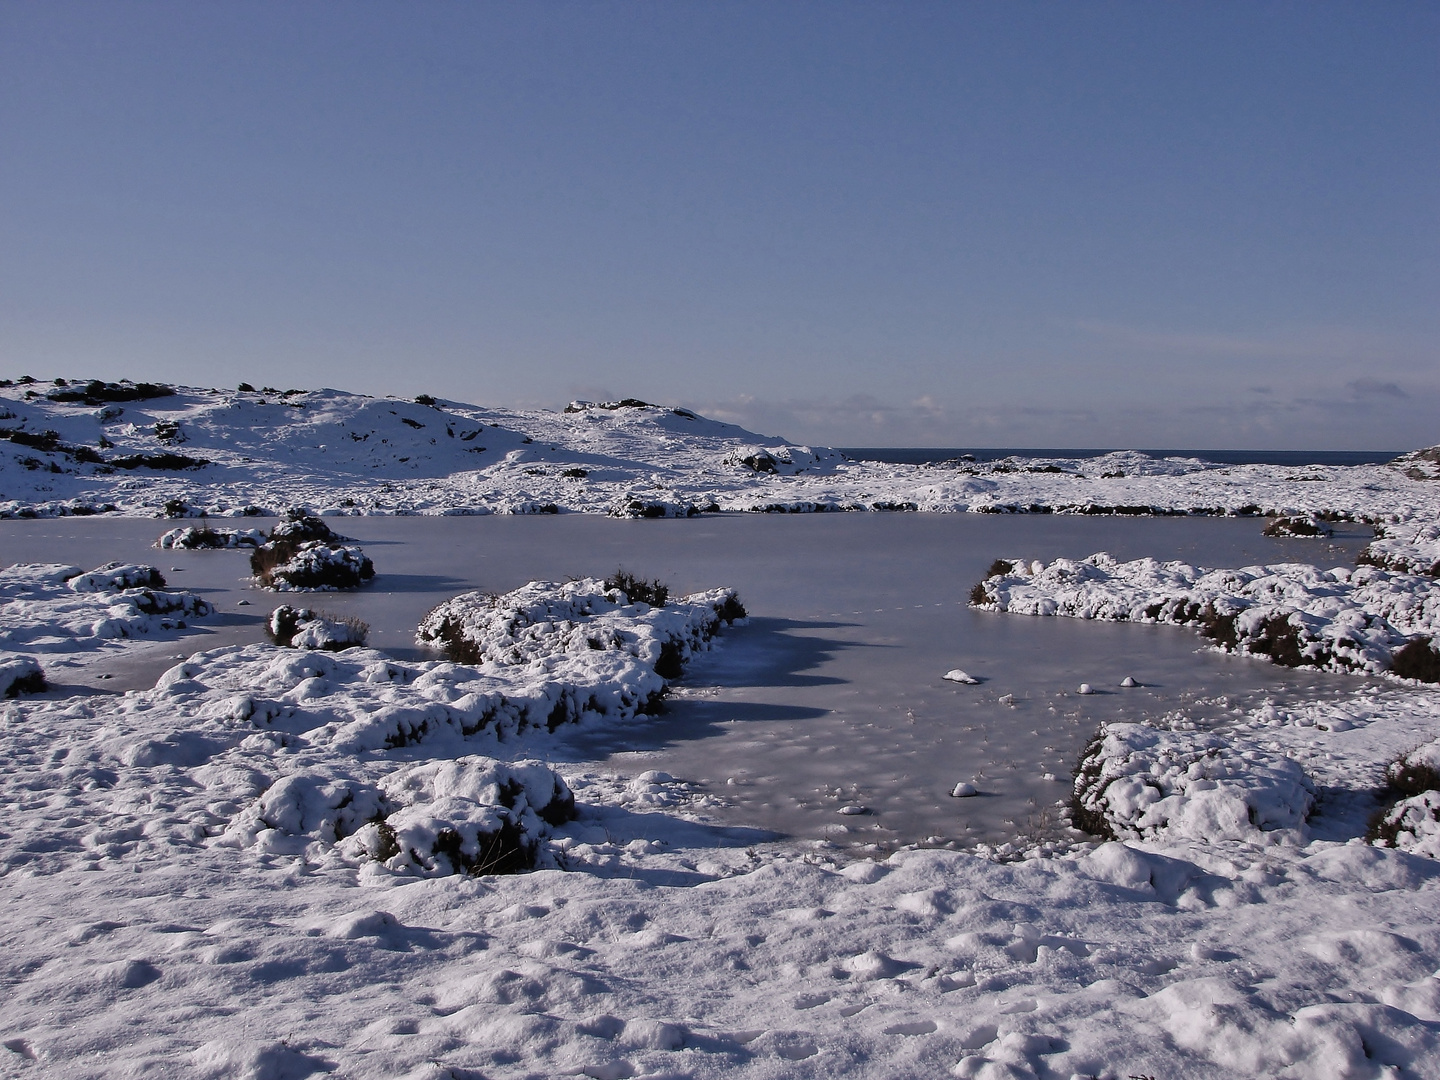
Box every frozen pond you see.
[2,513,1376,852]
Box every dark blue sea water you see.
[838,447,1402,467]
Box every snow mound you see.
[1,560,214,652]
[417,577,746,695]
[346,758,575,876]
[972,551,1440,679]
[226,757,574,875]
[157,525,267,549]
[67,562,166,592]
[1073,722,1314,843]
[265,606,368,650]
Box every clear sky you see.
[1,2,1436,449]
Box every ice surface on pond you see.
[0,513,1379,852]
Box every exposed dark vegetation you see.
[3,666,46,698]
[561,467,588,478]
[1070,729,1117,840]
[1392,637,1440,683]
[109,453,210,470]
[413,394,437,406]
[46,380,175,405]
[605,569,668,607]
[563,398,656,413]
[427,615,484,665]
[1263,515,1332,538]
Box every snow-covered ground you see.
[4,379,1440,521]
[5,378,1440,1078]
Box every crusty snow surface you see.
[4,381,1440,521]
[5,382,1440,1078]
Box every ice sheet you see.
[0,513,1376,850]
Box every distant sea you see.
[837,448,1403,467]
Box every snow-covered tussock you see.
[265,605,368,650]
[66,562,166,592]
[0,653,44,697]
[222,757,574,876]
[417,577,746,686]
[157,525,266,549]
[1074,723,1314,843]
[1361,520,1440,577]
[973,552,1440,679]
[0,561,213,651]
[254,540,375,591]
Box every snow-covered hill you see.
[2,378,1437,520]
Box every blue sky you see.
[1,2,1435,449]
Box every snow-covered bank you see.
[972,553,1440,680]
[0,560,215,690]
[6,611,1440,1076]
[3,379,1438,520]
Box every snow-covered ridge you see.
[972,553,1440,680]
[2,378,1438,519]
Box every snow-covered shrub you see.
[249,516,372,590]
[1263,515,1333,538]
[0,654,44,697]
[971,552,1440,681]
[604,569,669,608]
[1372,792,1440,859]
[252,541,375,591]
[157,525,266,550]
[265,606,369,650]
[1072,723,1314,843]
[1369,739,1440,857]
[417,577,746,690]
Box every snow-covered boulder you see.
[1073,723,1314,843]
